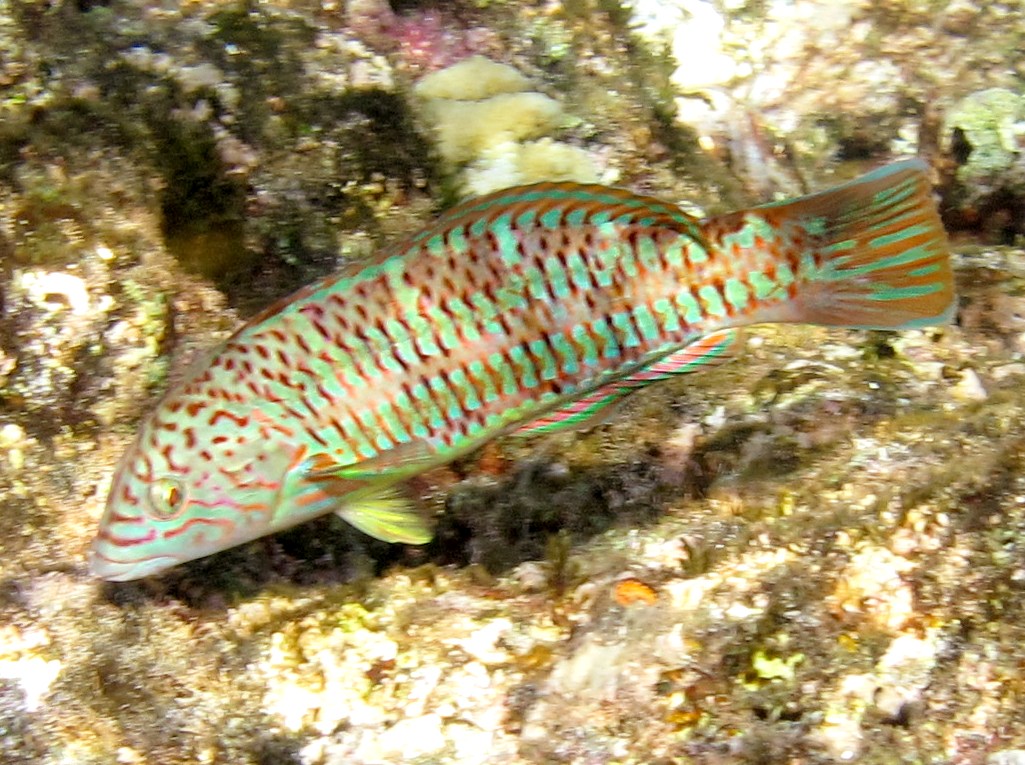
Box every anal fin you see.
[627,328,741,382]
[513,384,633,436]
[514,329,742,436]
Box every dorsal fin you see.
[416,181,708,248]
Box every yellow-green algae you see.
[413,55,602,196]
[943,88,1025,179]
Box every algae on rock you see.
[413,55,602,196]
[944,88,1025,182]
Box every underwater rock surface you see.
[3,0,1025,763]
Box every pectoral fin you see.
[299,445,437,544]
[334,485,434,544]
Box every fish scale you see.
[91,160,955,580]
[269,188,705,454]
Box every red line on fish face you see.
[325,416,348,444]
[162,515,237,542]
[216,466,280,493]
[294,486,331,508]
[295,393,317,419]
[257,419,295,440]
[136,453,155,483]
[209,410,248,428]
[305,426,329,449]
[160,443,188,473]
[108,508,142,525]
[98,525,157,548]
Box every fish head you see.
[90,389,303,581]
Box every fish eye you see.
[146,477,188,520]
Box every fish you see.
[90,159,955,581]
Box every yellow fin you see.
[334,485,434,545]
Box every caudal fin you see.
[750,159,955,330]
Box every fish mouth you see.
[88,549,181,582]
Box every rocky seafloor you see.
[3,0,1025,763]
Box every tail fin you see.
[748,159,955,330]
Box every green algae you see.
[199,8,314,142]
[944,88,1025,179]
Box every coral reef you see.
[940,88,1025,241]
[413,55,602,195]
[627,0,1025,202]
[3,0,1025,763]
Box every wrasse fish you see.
[91,160,955,581]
